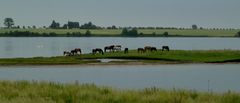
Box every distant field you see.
[0,28,239,37]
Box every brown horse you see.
[162,46,170,51]
[144,46,152,52]
[92,48,104,55]
[138,48,145,53]
[104,45,115,52]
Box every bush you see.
[121,28,138,37]
[236,31,240,37]
[163,32,169,37]
[85,30,91,37]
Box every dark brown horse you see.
[124,48,129,54]
[71,48,82,55]
[104,45,115,52]
[138,48,145,53]
[92,48,104,55]
[162,46,170,51]
[150,47,157,52]
[74,48,82,54]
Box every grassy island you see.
[0,81,239,103]
[0,50,240,65]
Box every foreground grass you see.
[0,81,239,103]
[0,50,240,65]
[0,28,239,37]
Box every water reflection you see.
[0,64,239,92]
[0,37,239,58]
[3,38,13,56]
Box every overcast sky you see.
[0,0,239,28]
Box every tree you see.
[49,20,60,29]
[80,22,97,29]
[32,25,36,29]
[62,24,68,29]
[121,28,128,36]
[192,24,198,29]
[68,21,80,29]
[4,18,14,28]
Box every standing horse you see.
[92,48,104,55]
[124,48,129,54]
[138,48,145,53]
[104,45,115,52]
[162,46,170,51]
[63,51,71,56]
[144,46,152,52]
[114,45,122,52]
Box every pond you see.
[0,37,239,58]
[0,64,239,92]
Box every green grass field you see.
[0,28,239,37]
[0,50,240,65]
[0,81,239,103]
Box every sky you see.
[0,0,239,28]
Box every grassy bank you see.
[0,81,239,103]
[0,50,240,65]
[0,28,239,37]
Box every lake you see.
[0,37,239,92]
[0,37,239,58]
[0,64,239,92]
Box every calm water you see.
[0,37,239,58]
[0,64,239,92]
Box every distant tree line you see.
[49,20,101,29]
[1,18,240,37]
[2,18,238,31]
[120,28,169,37]
[0,30,93,37]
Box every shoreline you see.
[0,60,239,67]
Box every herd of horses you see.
[63,45,170,56]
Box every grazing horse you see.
[124,48,129,54]
[138,48,145,53]
[74,48,82,54]
[162,46,170,51]
[114,45,122,52]
[92,48,104,55]
[70,50,77,55]
[144,46,152,52]
[104,45,115,52]
[70,48,82,55]
[63,51,71,56]
[150,47,157,52]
